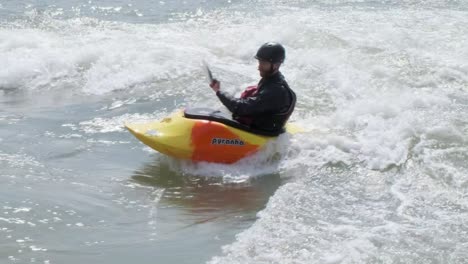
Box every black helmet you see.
[255,42,285,63]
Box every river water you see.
[1,0,468,263]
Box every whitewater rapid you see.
[1,0,467,263]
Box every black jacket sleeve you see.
[216,82,290,117]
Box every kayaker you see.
[209,42,296,134]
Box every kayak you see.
[125,108,301,164]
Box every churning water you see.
[1,0,467,263]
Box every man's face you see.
[257,60,273,78]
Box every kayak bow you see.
[125,108,299,164]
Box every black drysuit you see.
[215,72,295,133]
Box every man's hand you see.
[210,80,220,93]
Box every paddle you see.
[203,61,217,84]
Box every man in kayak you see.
[209,42,296,134]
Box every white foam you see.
[0,152,43,168]
[208,4,468,264]
[0,15,197,103]
[13,208,31,213]
[29,245,47,252]
[76,112,166,134]
[2,3,468,263]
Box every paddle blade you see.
[203,61,214,83]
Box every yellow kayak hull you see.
[125,109,298,164]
